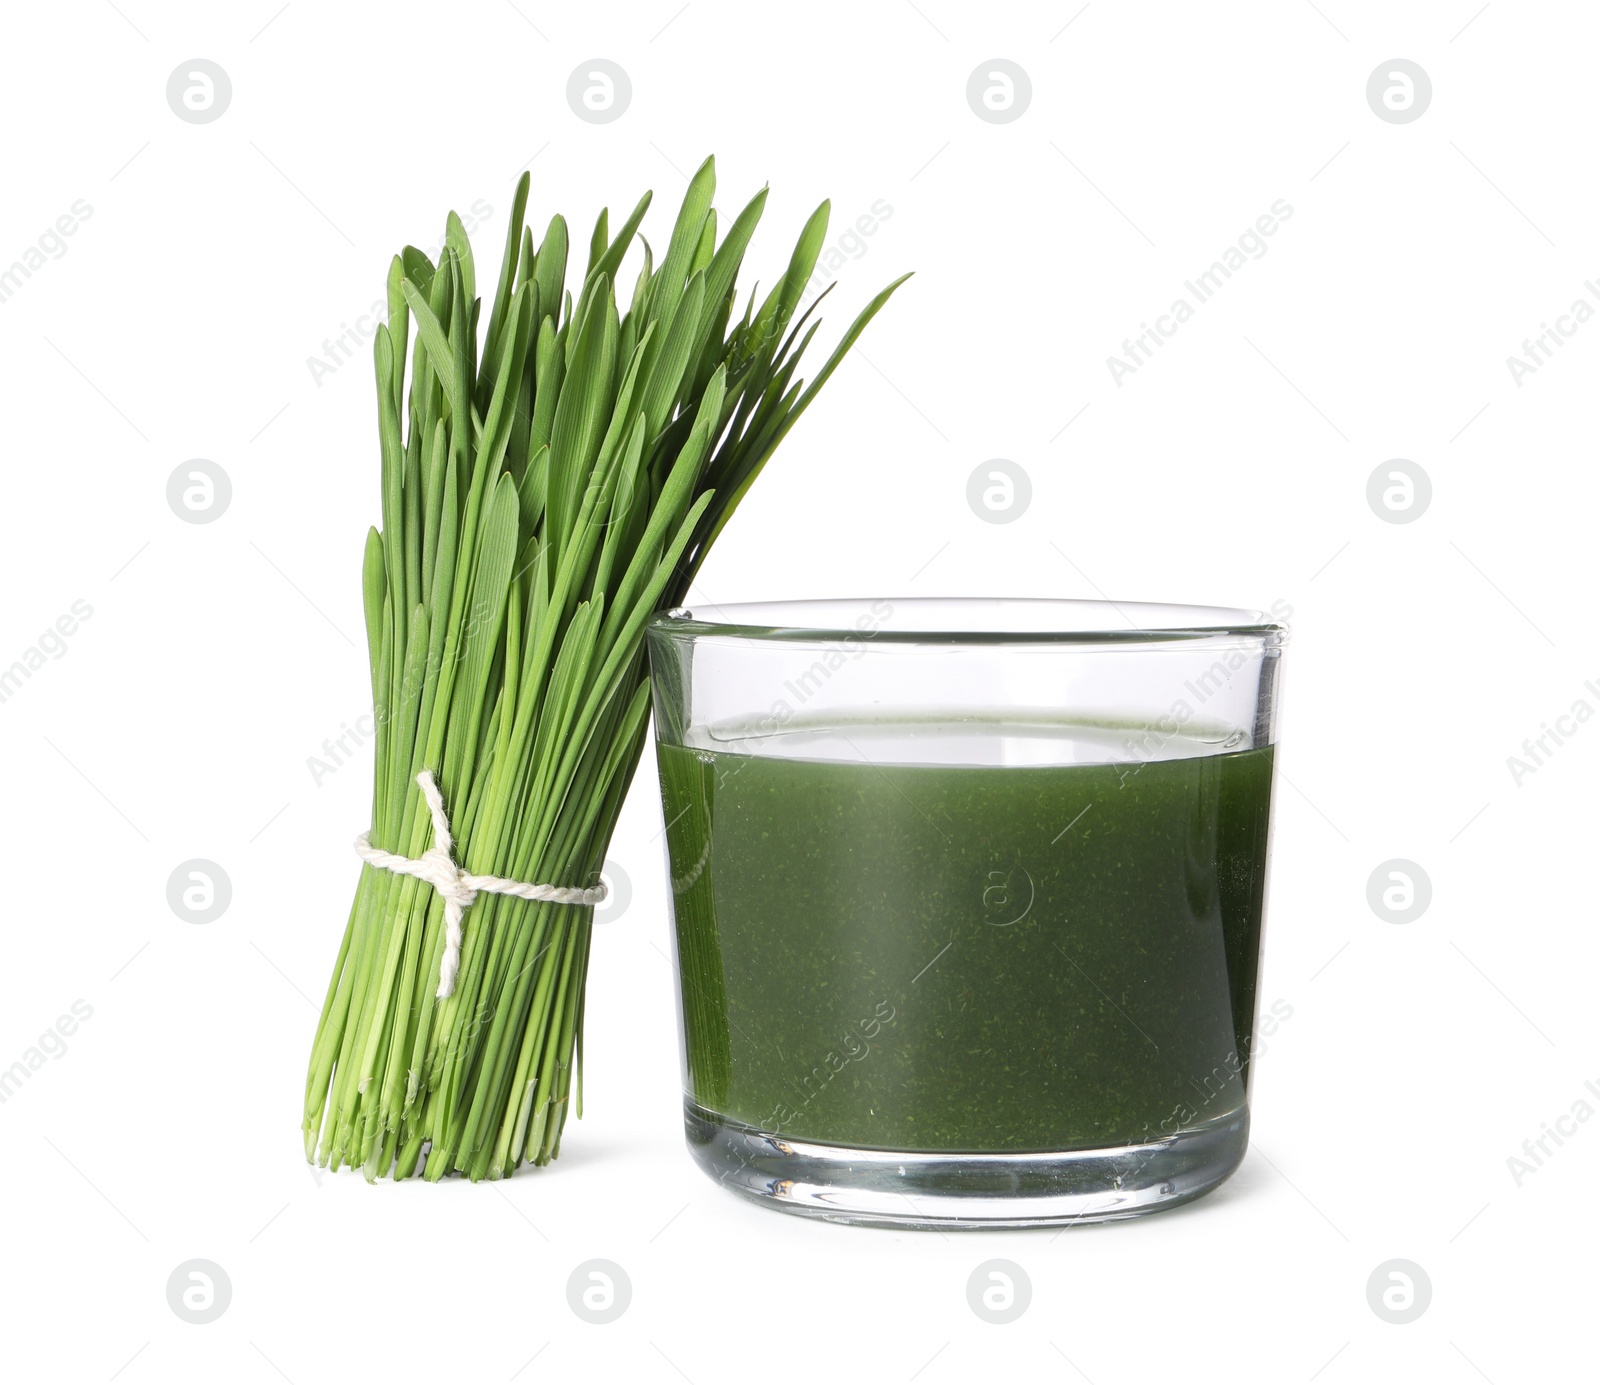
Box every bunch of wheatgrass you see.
[302,156,906,1181]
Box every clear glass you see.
[645,597,1285,1228]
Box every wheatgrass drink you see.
[646,598,1284,1227]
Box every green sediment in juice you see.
[657,736,1276,1153]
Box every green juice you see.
[658,735,1276,1154]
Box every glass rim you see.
[648,596,1288,646]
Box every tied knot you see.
[416,847,475,908]
[353,769,607,999]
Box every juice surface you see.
[658,737,1275,1152]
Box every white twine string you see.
[354,769,607,999]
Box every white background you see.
[0,1,1593,1380]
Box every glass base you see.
[684,1100,1249,1229]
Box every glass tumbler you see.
[644,598,1285,1228]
